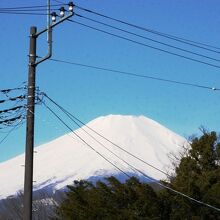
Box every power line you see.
[51,0,65,4]
[0,86,26,94]
[125,163,220,213]
[0,8,59,12]
[75,13,220,63]
[43,97,146,176]
[0,5,63,16]
[43,93,173,179]
[0,127,17,145]
[27,105,128,174]
[68,19,220,70]
[0,11,49,16]
[0,120,24,145]
[0,104,26,129]
[0,115,23,125]
[0,6,61,14]
[42,101,131,179]
[26,106,88,147]
[42,94,220,213]
[48,57,219,91]
[42,96,164,180]
[70,119,140,175]
[0,87,27,129]
[0,106,24,114]
[0,95,26,104]
[74,4,220,53]
[0,108,25,122]
[0,4,64,10]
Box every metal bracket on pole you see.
[35,12,74,37]
[34,12,74,66]
[34,26,52,66]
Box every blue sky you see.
[0,0,220,162]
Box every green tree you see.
[55,177,162,220]
[54,131,220,220]
[166,131,220,219]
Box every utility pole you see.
[23,26,37,220]
[23,2,74,219]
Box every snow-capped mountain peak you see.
[0,115,188,199]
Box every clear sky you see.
[0,0,220,162]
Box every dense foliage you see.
[166,131,220,219]
[55,177,163,220]
[55,131,220,219]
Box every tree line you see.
[54,130,220,219]
[1,130,220,219]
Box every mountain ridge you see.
[0,114,188,199]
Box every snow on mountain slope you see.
[0,115,188,199]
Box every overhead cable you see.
[42,95,220,212]
[0,95,26,104]
[48,58,219,91]
[0,106,24,114]
[0,4,64,10]
[43,92,172,178]
[43,102,130,179]
[0,115,23,125]
[0,121,24,145]
[127,163,220,212]
[0,8,59,12]
[75,13,220,63]
[74,4,220,53]
[0,86,26,94]
[43,94,150,176]
[0,11,49,16]
[51,0,65,4]
[68,20,220,70]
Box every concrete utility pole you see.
[23,2,74,219]
[23,26,37,220]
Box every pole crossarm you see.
[34,12,74,66]
[34,12,74,37]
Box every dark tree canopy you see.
[55,131,220,220]
[55,177,162,220]
[166,131,220,219]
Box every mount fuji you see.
[0,115,188,199]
